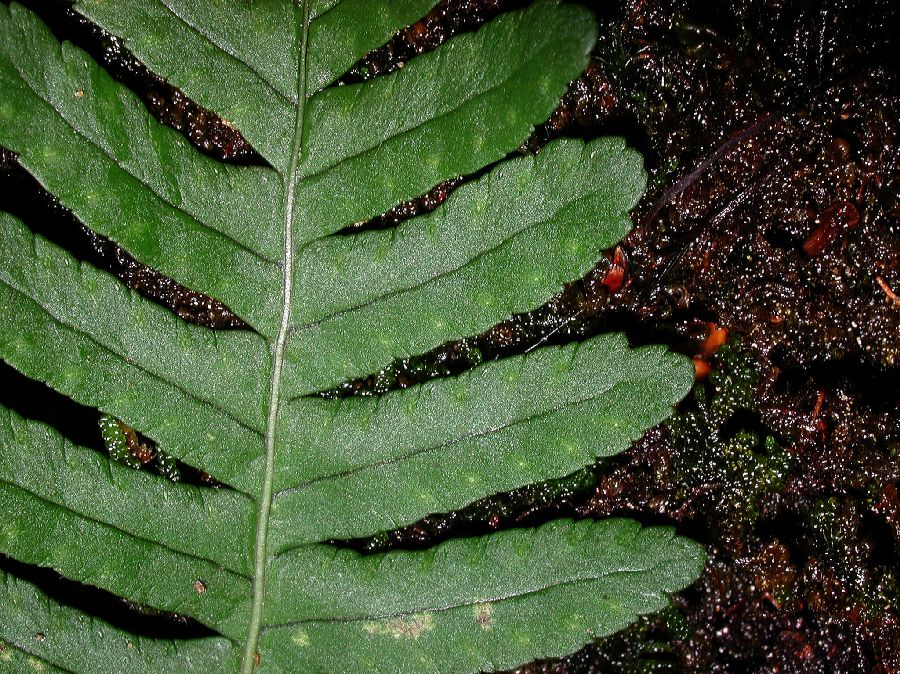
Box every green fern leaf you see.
[0,2,704,672]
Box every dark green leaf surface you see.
[285,137,644,394]
[262,519,704,674]
[272,339,692,547]
[0,12,283,334]
[0,409,253,575]
[0,571,237,673]
[0,1,704,672]
[292,2,598,242]
[0,212,268,492]
[74,0,442,171]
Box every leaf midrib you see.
[0,273,263,439]
[241,2,311,672]
[0,639,74,674]
[261,565,663,632]
[296,16,553,184]
[0,474,252,579]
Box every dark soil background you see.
[1,0,899,672]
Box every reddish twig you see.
[876,275,900,308]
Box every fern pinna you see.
[0,1,704,672]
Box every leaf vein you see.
[0,476,252,579]
[261,566,660,631]
[4,47,278,265]
[273,377,628,502]
[298,17,553,186]
[291,188,606,334]
[0,274,265,441]
[158,0,296,106]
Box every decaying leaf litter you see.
[1,0,898,671]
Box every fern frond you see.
[0,1,704,671]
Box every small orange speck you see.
[693,357,711,380]
[876,275,900,308]
[74,89,84,98]
[811,390,826,419]
[194,580,207,594]
[700,323,728,357]
[600,246,627,293]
